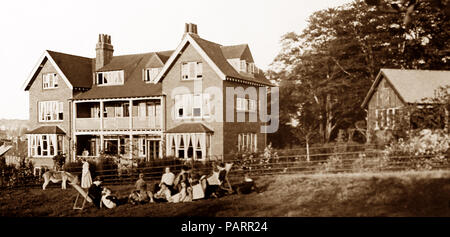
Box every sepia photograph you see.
[0,0,449,234]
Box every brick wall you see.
[28,59,74,166]
[162,42,224,157]
[222,80,267,158]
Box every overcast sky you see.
[0,0,353,120]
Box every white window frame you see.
[43,73,58,89]
[193,94,202,118]
[96,70,124,86]
[144,68,162,82]
[248,99,257,112]
[238,133,257,152]
[175,93,210,119]
[138,138,146,157]
[39,101,63,122]
[28,134,62,157]
[240,60,247,72]
[181,62,203,80]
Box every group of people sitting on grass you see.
[129,162,232,204]
[86,162,259,209]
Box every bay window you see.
[166,133,210,160]
[27,134,63,157]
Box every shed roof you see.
[361,69,450,107]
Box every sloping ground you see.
[1,171,450,217]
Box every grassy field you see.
[1,170,450,217]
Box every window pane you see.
[193,95,202,117]
[196,62,202,78]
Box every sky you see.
[0,0,353,120]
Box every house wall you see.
[28,59,74,167]
[367,76,405,142]
[222,80,267,158]
[161,42,224,158]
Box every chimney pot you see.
[96,34,114,70]
[185,23,198,35]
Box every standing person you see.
[81,159,92,189]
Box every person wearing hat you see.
[88,176,103,208]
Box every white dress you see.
[81,161,92,188]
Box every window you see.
[39,101,63,122]
[193,94,202,117]
[166,133,210,160]
[138,138,146,156]
[175,94,210,119]
[375,108,397,130]
[96,71,124,85]
[238,133,257,152]
[181,62,202,80]
[28,134,63,157]
[237,97,256,112]
[240,60,247,72]
[144,68,162,82]
[236,97,245,111]
[248,99,257,112]
[43,73,58,89]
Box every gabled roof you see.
[221,44,254,62]
[361,69,450,108]
[74,51,172,100]
[23,50,93,91]
[47,50,94,88]
[166,122,214,133]
[26,125,66,135]
[154,33,273,86]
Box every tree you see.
[269,0,449,147]
[364,0,449,27]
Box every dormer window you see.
[144,68,162,82]
[181,62,203,80]
[240,60,247,73]
[96,70,124,86]
[43,73,58,89]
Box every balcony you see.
[132,116,161,130]
[103,117,129,130]
[75,118,101,130]
[75,117,161,131]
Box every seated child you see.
[101,187,119,209]
[129,173,152,205]
[169,181,193,203]
[152,183,171,203]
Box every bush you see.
[384,129,450,170]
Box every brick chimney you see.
[95,34,114,70]
[185,23,198,35]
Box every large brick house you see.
[361,68,450,143]
[23,23,273,168]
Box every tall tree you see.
[269,0,449,147]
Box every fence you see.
[1,144,450,189]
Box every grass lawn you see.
[1,170,450,217]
